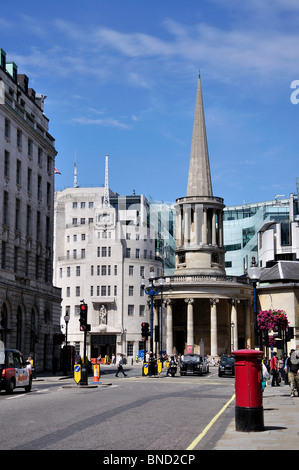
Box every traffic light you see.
[79,303,88,331]
[141,322,149,339]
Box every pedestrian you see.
[262,361,269,392]
[285,349,299,397]
[76,353,81,364]
[270,352,280,387]
[115,354,127,377]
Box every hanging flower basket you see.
[257,309,289,331]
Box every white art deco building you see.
[54,175,163,362]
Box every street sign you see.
[74,364,81,384]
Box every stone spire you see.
[186,72,213,197]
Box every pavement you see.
[214,380,299,450]
[33,365,299,450]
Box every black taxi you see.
[180,354,209,376]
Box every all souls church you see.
[158,73,254,357]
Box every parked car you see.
[218,354,235,377]
[0,349,32,393]
[180,354,209,376]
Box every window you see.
[26,205,31,236]
[16,160,21,185]
[67,267,70,277]
[17,129,22,148]
[27,168,32,192]
[102,265,107,275]
[38,147,42,165]
[75,286,80,297]
[36,211,41,241]
[102,247,107,257]
[114,285,117,296]
[129,286,134,296]
[4,119,10,139]
[28,138,33,157]
[81,249,86,259]
[129,265,134,275]
[4,150,9,177]
[47,183,51,205]
[114,265,118,275]
[127,342,134,357]
[37,175,42,199]
[76,266,80,276]
[15,198,21,231]
[3,191,9,225]
[101,286,107,296]
[139,305,145,316]
[128,305,134,316]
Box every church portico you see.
[161,277,253,357]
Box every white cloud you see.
[71,116,130,129]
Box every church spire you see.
[186,73,213,197]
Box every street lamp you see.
[231,322,235,352]
[63,313,70,375]
[248,256,261,349]
[141,271,164,354]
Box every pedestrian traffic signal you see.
[141,322,149,339]
[79,303,88,331]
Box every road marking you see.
[186,393,235,450]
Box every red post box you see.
[232,349,264,432]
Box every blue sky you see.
[1,0,299,206]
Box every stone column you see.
[165,299,173,355]
[176,207,182,246]
[212,210,217,246]
[210,298,219,357]
[184,205,190,246]
[185,298,194,353]
[202,208,208,244]
[230,299,240,351]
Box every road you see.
[0,365,235,451]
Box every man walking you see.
[115,354,127,377]
[285,350,299,397]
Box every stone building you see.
[0,47,62,371]
[159,74,254,357]
[54,183,163,362]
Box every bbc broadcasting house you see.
[53,183,176,363]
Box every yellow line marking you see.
[186,393,235,450]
